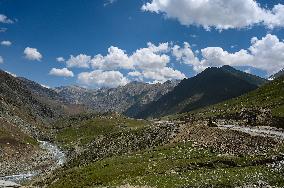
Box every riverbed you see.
[0,141,66,183]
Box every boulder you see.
[0,180,21,188]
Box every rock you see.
[207,119,218,127]
[54,80,179,117]
[0,180,21,188]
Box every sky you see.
[0,0,284,88]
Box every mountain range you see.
[2,66,284,187]
[269,68,284,80]
[135,65,267,118]
[1,66,268,121]
[54,80,179,117]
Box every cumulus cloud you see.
[0,14,14,24]
[66,54,91,68]
[56,57,65,62]
[1,40,12,46]
[49,68,74,77]
[90,43,170,71]
[142,0,284,30]
[65,34,284,87]
[0,56,4,64]
[131,42,170,71]
[172,42,201,72]
[142,67,186,83]
[248,34,284,74]
[24,47,42,61]
[88,42,183,83]
[91,46,133,70]
[173,34,284,75]
[200,47,253,71]
[78,70,129,88]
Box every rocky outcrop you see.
[269,68,284,80]
[0,180,21,188]
[55,80,179,117]
[176,124,281,155]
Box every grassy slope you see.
[0,119,38,148]
[38,113,284,188]
[37,77,284,187]
[46,142,284,188]
[172,75,284,121]
[52,113,148,150]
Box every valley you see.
[0,67,284,187]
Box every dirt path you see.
[218,125,284,140]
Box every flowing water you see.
[0,141,66,183]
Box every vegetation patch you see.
[53,114,148,149]
[46,142,284,188]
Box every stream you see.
[0,141,66,184]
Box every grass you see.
[0,123,38,147]
[53,114,148,149]
[46,142,284,188]
[170,76,284,121]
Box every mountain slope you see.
[55,80,179,117]
[185,74,284,127]
[0,70,62,128]
[269,68,284,80]
[0,70,69,176]
[221,65,268,86]
[136,66,266,118]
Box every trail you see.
[218,125,284,140]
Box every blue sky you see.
[0,0,284,88]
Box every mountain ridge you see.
[135,65,267,118]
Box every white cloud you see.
[104,0,117,6]
[172,42,201,72]
[86,42,180,83]
[91,46,133,70]
[174,34,284,75]
[0,14,13,24]
[129,67,186,83]
[24,47,42,61]
[200,47,253,70]
[78,70,129,88]
[200,34,284,74]
[142,67,186,83]
[131,42,170,71]
[49,68,74,77]
[0,56,4,64]
[0,28,7,33]
[56,57,65,62]
[90,43,170,71]
[142,0,284,30]
[248,34,284,74]
[128,71,142,77]
[66,54,91,68]
[1,40,12,46]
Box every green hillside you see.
[173,75,284,128]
